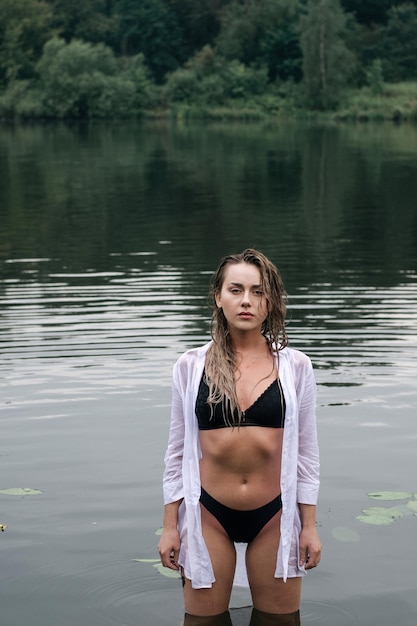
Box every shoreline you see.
[2,81,417,124]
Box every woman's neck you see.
[230,332,269,357]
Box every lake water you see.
[0,121,416,626]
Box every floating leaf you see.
[357,506,404,525]
[133,558,181,579]
[357,515,393,526]
[390,504,413,515]
[0,488,43,496]
[152,563,181,579]
[367,491,413,501]
[332,527,360,542]
[406,500,417,513]
[155,528,163,536]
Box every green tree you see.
[216,1,260,63]
[382,3,417,81]
[36,38,138,118]
[258,0,303,81]
[216,0,303,82]
[348,21,384,80]
[113,0,185,82]
[340,0,417,25]
[167,0,230,57]
[0,0,53,86]
[340,1,417,83]
[46,0,117,45]
[300,0,355,109]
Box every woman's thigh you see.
[245,512,302,614]
[183,505,236,617]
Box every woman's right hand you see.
[158,527,181,570]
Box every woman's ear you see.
[215,294,221,308]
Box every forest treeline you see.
[1,0,417,120]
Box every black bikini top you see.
[195,371,286,430]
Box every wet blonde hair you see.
[205,248,288,424]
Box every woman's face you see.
[215,262,268,334]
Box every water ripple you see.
[1,262,416,396]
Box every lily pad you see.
[132,558,180,579]
[357,506,404,525]
[152,563,181,579]
[366,491,413,501]
[0,488,43,496]
[332,527,360,542]
[406,500,417,513]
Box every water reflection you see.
[1,122,416,284]
[182,608,300,626]
[183,611,234,626]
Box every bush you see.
[199,74,228,105]
[78,73,137,118]
[163,47,270,106]
[0,80,29,117]
[123,53,156,109]
[163,68,202,103]
[222,61,269,99]
[366,58,384,95]
[37,37,137,118]
[0,79,44,118]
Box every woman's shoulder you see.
[279,345,313,370]
[279,346,316,396]
[174,341,212,370]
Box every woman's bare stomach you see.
[199,427,283,510]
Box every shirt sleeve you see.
[162,359,186,505]
[296,355,320,505]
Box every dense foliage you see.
[1,0,417,118]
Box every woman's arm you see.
[158,499,183,570]
[298,503,322,569]
[296,356,320,505]
[162,361,186,504]
[297,355,322,568]
[159,359,186,570]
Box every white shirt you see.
[163,341,320,589]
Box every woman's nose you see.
[241,291,252,306]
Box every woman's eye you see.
[254,290,263,296]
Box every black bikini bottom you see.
[200,487,282,544]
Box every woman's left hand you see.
[299,526,322,570]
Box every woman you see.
[158,249,321,626]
